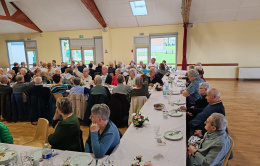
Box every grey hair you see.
[199,82,210,90]
[195,66,203,71]
[0,75,8,83]
[91,104,110,121]
[109,62,114,67]
[189,65,195,70]
[83,68,89,72]
[56,97,72,114]
[34,76,42,84]
[135,76,143,86]
[54,68,60,72]
[117,64,121,68]
[188,69,199,77]
[20,68,27,73]
[16,75,24,82]
[102,66,108,69]
[210,113,228,130]
[208,88,220,98]
[129,68,136,76]
[150,67,156,73]
[115,68,121,74]
[117,74,124,83]
[73,77,81,85]
[8,70,15,75]
[94,75,102,84]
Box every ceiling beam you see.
[182,0,192,24]
[81,0,107,28]
[0,0,42,32]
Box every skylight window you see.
[130,0,147,16]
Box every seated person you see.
[48,97,81,151]
[126,68,136,86]
[7,70,16,83]
[129,77,149,99]
[12,62,19,74]
[148,58,159,69]
[141,67,163,86]
[61,62,69,73]
[181,69,205,107]
[61,68,74,85]
[29,63,38,73]
[111,69,121,86]
[181,82,210,121]
[188,88,225,138]
[74,65,92,87]
[85,104,120,158]
[88,63,95,79]
[12,75,34,93]
[0,122,13,144]
[162,60,169,71]
[141,64,149,74]
[70,77,92,99]
[108,62,116,76]
[137,61,143,70]
[196,66,205,82]
[51,74,68,95]
[187,113,231,166]
[156,63,167,76]
[19,68,31,82]
[95,63,102,73]
[0,76,13,93]
[101,66,112,85]
[112,74,132,95]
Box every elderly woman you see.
[85,104,120,158]
[129,76,149,99]
[181,82,210,121]
[112,74,132,95]
[75,66,92,87]
[48,97,81,151]
[108,61,116,75]
[126,68,136,86]
[62,68,74,85]
[156,63,166,76]
[7,70,16,83]
[111,68,121,86]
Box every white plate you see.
[0,144,8,152]
[168,110,182,117]
[177,84,185,87]
[172,91,181,95]
[154,103,165,110]
[69,154,93,166]
[173,100,186,105]
[163,131,183,141]
[29,149,42,160]
[0,150,18,165]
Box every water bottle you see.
[42,143,52,166]
[163,83,167,97]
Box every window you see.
[7,40,38,69]
[136,48,148,64]
[71,49,82,63]
[84,49,94,64]
[150,34,177,69]
[60,39,70,64]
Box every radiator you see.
[239,67,260,79]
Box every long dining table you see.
[107,71,187,166]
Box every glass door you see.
[26,50,37,69]
[136,48,148,64]
[71,50,82,64]
[84,49,94,65]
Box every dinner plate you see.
[168,110,182,117]
[163,131,183,141]
[172,91,181,95]
[0,150,18,165]
[154,103,165,110]
[29,149,42,160]
[173,100,186,105]
[177,84,185,87]
[0,144,8,152]
[69,154,93,166]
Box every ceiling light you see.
[130,0,147,16]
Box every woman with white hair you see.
[126,68,136,86]
[111,68,121,86]
[129,76,149,99]
[181,82,210,121]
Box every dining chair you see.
[222,136,234,166]
[128,96,147,126]
[23,118,49,148]
[52,93,63,101]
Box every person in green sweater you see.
[0,122,13,144]
[48,97,81,151]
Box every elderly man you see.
[19,68,32,82]
[182,69,205,107]
[148,58,159,69]
[75,65,92,87]
[20,62,29,71]
[187,113,231,166]
[13,75,34,93]
[85,104,120,158]
[101,66,112,85]
[142,67,163,86]
[112,74,132,95]
[188,88,225,138]
[91,75,108,97]
[0,76,12,93]
[29,63,38,73]
[61,62,69,73]
[70,77,92,99]
[137,61,144,70]
[0,76,13,121]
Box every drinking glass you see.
[20,152,28,165]
[154,125,160,138]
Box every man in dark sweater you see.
[187,88,225,139]
[19,68,32,82]
[147,67,163,86]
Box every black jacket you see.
[0,85,13,121]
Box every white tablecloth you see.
[1,143,108,166]
[107,75,187,166]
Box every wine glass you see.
[154,125,160,139]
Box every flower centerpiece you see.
[132,109,149,127]
[131,155,152,166]
[154,83,162,91]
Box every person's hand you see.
[190,106,194,108]
[194,130,203,137]
[178,77,182,79]
[187,112,193,116]
[180,89,184,94]
[17,72,21,75]
[53,109,60,120]
[180,106,187,110]
[188,145,197,154]
[149,83,154,87]
[90,123,99,132]
[54,121,60,130]
[187,150,192,158]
